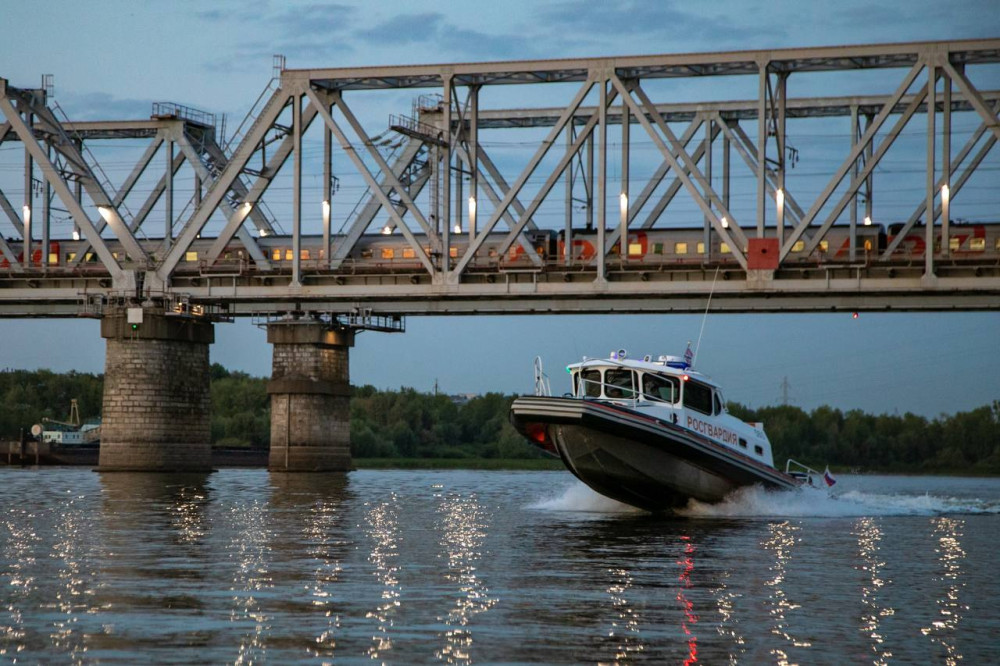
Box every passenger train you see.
[3,222,999,273]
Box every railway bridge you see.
[1,38,998,471]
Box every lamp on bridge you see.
[941,183,950,223]
[864,215,873,226]
[721,216,729,229]
[322,199,331,225]
[22,205,30,226]
[468,196,477,236]
[381,223,394,235]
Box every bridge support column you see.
[98,310,214,471]
[267,321,354,472]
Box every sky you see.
[1,0,999,417]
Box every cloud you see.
[56,91,156,121]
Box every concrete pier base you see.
[98,310,214,471]
[267,321,354,472]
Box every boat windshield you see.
[604,369,637,399]
[642,373,678,403]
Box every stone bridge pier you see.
[267,320,354,472]
[98,309,214,471]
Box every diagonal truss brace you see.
[454,77,597,276]
[780,61,926,260]
[611,75,747,269]
[0,89,125,282]
[307,87,436,275]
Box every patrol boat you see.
[511,350,816,511]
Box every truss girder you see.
[296,40,999,91]
[307,87,437,276]
[613,75,748,268]
[328,139,427,269]
[157,87,292,281]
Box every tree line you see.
[0,366,997,473]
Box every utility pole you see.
[780,376,792,406]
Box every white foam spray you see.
[678,484,1000,518]
[529,481,643,514]
[531,480,1000,518]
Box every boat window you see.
[739,438,748,449]
[642,373,678,403]
[713,393,723,415]
[683,379,713,415]
[581,370,602,397]
[604,369,637,399]
[754,445,764,456]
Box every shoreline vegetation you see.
[2,366,998,475]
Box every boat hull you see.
[511,396,799,511]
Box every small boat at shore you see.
[511,350,826,511]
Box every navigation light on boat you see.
[852,312,859,319]
[682,374,690,382]
[611,349,627,360]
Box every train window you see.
[360,249,373,259]
[112,252,119,260]
[488,248,498,258]
[66,252,76,262]
[683,379,713,415]
[970,238,985,252]
[697,242,705,254]
[48,253,58,264]
[381,248,394,259]
[223,252,232,260]
[581,369,602,397]
[674,242,688,255]
[450,247,458,258]
[85,252,95,262]
[864,239,873,251]
[642,373,678,403]
[402,248,416,259]
[300,250,310,260]
[628,243,643,256]
[996,238,1000,252]
[272,249,281,261]
[652,243,663,255]
[535,245,545,255]
[185,251,198,262]
[819,240,829,252]
[719,243,731,254]
[792,240,805,252]
[949,237,961,252]
[604,369,637,399]
[285,249,294,261]
[509,248,519,260]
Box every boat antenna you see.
[692,266,721,368]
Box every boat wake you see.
[531,480,1000,517]
[677,484,1000,518]
[528,482,643,514]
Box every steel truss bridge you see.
[1,39,999,318]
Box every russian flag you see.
[823,466,837,487]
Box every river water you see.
[0,468,997,664]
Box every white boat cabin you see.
[566,350,775,467]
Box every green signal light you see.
[131,324,139,330]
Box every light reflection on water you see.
[0,469,995,664]
[854,516,893,666]
[435,491,496,665]
[363,492,401,664]
[921,517,968,666]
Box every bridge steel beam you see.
[1,38,999,314]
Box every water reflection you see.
[435,491,496,664]
[762,521,809,665]
[269,473,350,660]
[676,535,698,666]
[920,517,967,665]
[225,489,273,665]
[606,564,643,663]
[0,507,39,661]
[853,517,893,665]
[364,493,402,663]
[48,490,105,665]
